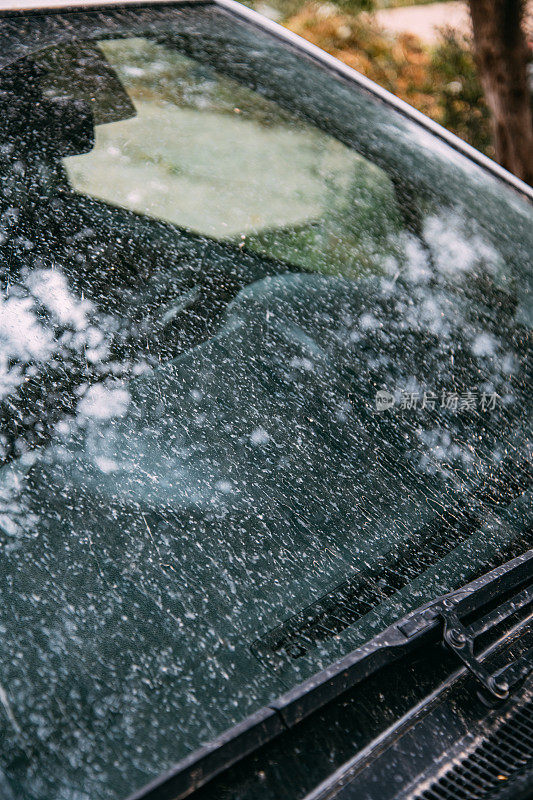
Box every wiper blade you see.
[128,549,533,800]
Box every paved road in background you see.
[374,0,533,44]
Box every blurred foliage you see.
[429,28,492,155]
[282,4,493,156]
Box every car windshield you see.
[0,5,531,799]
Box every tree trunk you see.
[468,0,533,185]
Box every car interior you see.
[0,34,527,446]
[0,33,530,538]
[0,43,309,459]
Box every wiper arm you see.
[270,548,532,730]
[400,577,533,700]
[128,549,533,800]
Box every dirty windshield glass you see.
[0,6,531,800]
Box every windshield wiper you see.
[269,547,533,727]
[400,577,532,700]
[129,548,532,800]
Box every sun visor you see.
[0,42,136,160]
[36,42,136,126]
